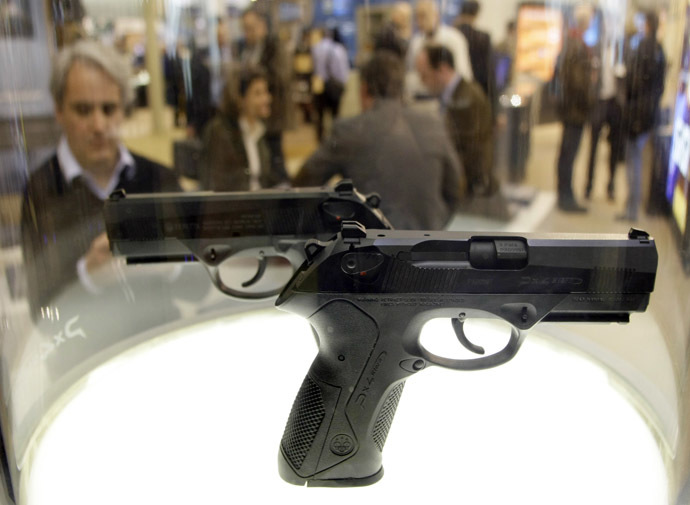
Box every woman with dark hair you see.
[200,69,289,191]
[618,10,665,221]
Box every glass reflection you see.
[0,0,688,503]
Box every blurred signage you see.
[668,5,690,238]
[515,4,563,82]
[321,0,350,17]
[279,2,303,22]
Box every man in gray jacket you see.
[293,51,463,230]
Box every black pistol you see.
[103,181,391,299]
[275,223,658,486]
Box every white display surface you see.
[22,309,668,505]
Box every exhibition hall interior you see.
[0,0,690,503]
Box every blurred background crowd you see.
[5,0,682,318]
[1,0,681,228]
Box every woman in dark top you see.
[201,69,289,191]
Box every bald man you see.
[374,2,413,58]
[406,0,473,97]
[391,2,413,40]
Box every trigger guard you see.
[204,265,280,300]
[419,324,526,371]
[201,244,304,300]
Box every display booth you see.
[0,0,689,504]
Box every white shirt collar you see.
[238,117,265,140]
[441,73,462,112]
[238,118,266,191]
[57,136,136,200]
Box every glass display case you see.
[0,0,688,503]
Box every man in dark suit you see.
[238,7,290,173]
[293,51,462,230]
[415,44,495,197]
[21,40,181,317]
[554,5,595,212]
[454,0,496,117]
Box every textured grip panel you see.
[281,376,326,470]
[372,382,405,452]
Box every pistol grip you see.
[278,300,408,487]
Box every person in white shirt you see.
[201,68,289,191]
[406,0,473,98]
[311,27,351,140]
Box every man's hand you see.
[84,232,113,275]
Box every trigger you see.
[451,318,485,355]
[241,252,268,288]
